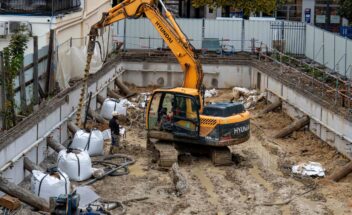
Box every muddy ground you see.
[9,89,352,215]
[90,89,352,215]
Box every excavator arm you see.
[94,0,203,89]
[76,0,203,126]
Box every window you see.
[148,93,162,130]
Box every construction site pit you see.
[12,88,351,215]
[3,53,352,215]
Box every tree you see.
[192,0,278,15]
[2,26,29,129]
[338,0,352,22]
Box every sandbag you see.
[31,169,70,202]
[100,98,127,119]
[70,129,104,156]
[58,149,92,182]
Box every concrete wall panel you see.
[267,78,282,96]
[323,32,335,70]
[15,126,37,155]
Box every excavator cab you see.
[147,89,200,139]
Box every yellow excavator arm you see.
[76,0,204,126]
[93,0,203,90]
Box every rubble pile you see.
[232,87,265,109]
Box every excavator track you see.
[211,147,232,166]
[149,139,178,168]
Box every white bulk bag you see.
[58,149,92,181]
[100,98,127,120]
[70,129,104,156]
[31,169,70,202]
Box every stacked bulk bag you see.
[70,129,104,156]
[31,168,70,202]
[100,98,127,119]
[58,149,92,181]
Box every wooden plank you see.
[0,195,21,210]
[32,36,39,105]
[24,157,45,172]
[46,29,54,96]
[47,136,65,153]
[107,88,122,99]
[97,94,106,105]
[67,121,80,134]
[0,176,50,211]
[273,116,310,138]
[88,108,108,124]
[19,61,27,113]
[328,161,352,182]
[258,100,281,116]
[115,79,135,97]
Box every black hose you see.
[81,154,135,186]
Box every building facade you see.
[0,0,112,51]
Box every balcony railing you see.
[0,0,81,15]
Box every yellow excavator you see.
[80,0,250,166]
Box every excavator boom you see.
[94,0,203,90]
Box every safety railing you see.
[255,42,352,117]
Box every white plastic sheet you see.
[205,89,218,98]
[70,129,104,156]
[58,150,92,181]
[56,46,103,89]
[292,161,325,177]
[31,170,70,202]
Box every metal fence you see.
[113,18,307,55]
[113,18,352,79]
[257,46,352,117]
[0,0,81,15]
[305,24,352,78]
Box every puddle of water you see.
[129,160,146,177]
[248,165,274,193]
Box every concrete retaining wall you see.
[0,62,123,195]
[254,65,352,159]
[122,61,352,160]
[121,62,253,89]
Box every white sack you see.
[70,129,104,156]
[58,150,92,181]
[100,98,127,119]
[31,170,70,202]
[102,129,111,140]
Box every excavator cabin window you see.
[147,92,200,138]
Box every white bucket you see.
[31,169,70,202]
[58,149,92,181]
[70,129,104,156]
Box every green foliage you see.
[2,25,29,129]
[192,0,277,15]
[338,0,352,21]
